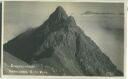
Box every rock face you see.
[4,6,123,76]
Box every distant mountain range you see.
[4,6,123,76]
[82,11,124,15]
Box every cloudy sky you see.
[4,2,124,72]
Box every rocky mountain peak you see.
[55,6,66,13]
[68,16,76,26]
[48,6,68,22]
[4,6,123,76]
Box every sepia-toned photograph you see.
[3,2,124,76]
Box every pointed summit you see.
[55,6,66,13]
[48,6,68,22]
[68,16,76,26]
